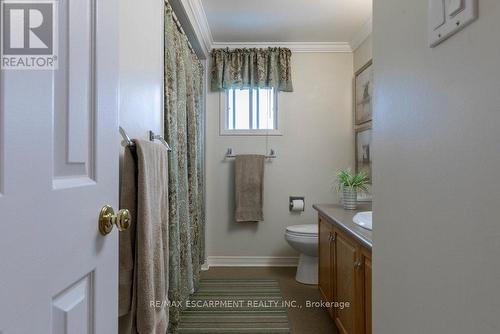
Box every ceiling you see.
[200,0,372,44]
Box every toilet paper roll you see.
[291,199,305,212]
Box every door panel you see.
[334,232,358,334]
[52,273,94,334]
[54,0,96,186]
[0,0,119,332]
[318,216,332,303]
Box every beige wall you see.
[205,53,354,259]
[373,1,500,333]
[354,35,372,72]
[119,0,164,140]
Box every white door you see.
[0,0,120,332]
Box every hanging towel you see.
[119,146,137,317]
[234,154,265,222]
[119,139,170,334]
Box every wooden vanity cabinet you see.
[362,250,372,334]
[318,214,372,334]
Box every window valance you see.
[210,47,293,92]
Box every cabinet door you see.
[334,232,359,334]
[364,255,372,334]
[318,216,333,303]
[329,230,337,318]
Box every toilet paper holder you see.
[289,196,305,212]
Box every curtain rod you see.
[170,7,197,56]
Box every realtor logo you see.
[1,0,58,70]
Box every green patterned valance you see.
[210,47,293,92]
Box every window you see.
[220,87,281,135]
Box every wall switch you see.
[430,0,446,30]
[429,0,478,47]
[447,0,465,17]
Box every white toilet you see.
[285,224,318,285]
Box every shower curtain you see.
[164,1,205,330]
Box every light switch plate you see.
[429,0,478,47]
[430,0,446,30]
[447,0,465,16]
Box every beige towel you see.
[119,146,137,317]
[119,140,170,334]
[234,154,265,222]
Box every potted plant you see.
[336,169,369,210]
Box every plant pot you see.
[342,188,357,210]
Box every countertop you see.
[312,203,372,250]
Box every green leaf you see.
[335,169,370,193]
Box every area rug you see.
[176,279,292,333]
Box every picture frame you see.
[355,125,372,183]
[354,60,373,125]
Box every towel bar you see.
[119,126,172,151]
[225,148,276,159]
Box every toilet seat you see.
[285,224,318,238]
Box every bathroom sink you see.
[353,211,372,231]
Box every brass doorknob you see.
[98,205,131,235]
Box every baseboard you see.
[201,261,210,271]
[205,256,299,269]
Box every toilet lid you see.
[286,224,318,236]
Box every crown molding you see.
[211,42,352,53]
[179,0,214,58]
[350,17,372,51]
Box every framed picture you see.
[355,125,372,182]
[354,60,373,125]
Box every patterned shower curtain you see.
[164,1,205,330]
